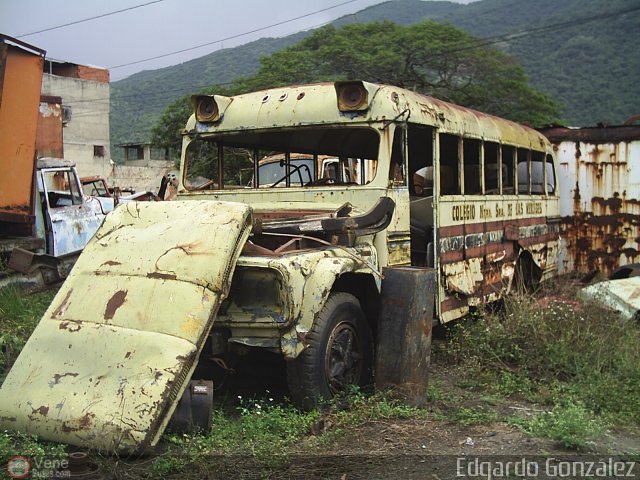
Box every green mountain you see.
[110,0,640,160]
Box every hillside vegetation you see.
[110,0,640,159]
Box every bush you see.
[443,283,640,425]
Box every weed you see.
[512,399,608,449]
[0,286,57,379]
[149,453,189,477]
[497,370,535,397]
[426,382,446,402]
[202,396,319,467]
[453,406,497,427]
[329,388,426,428]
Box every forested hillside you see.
[110,0,640,159]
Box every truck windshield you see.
[183,126,379,190]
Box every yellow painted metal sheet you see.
[0,200,253,452]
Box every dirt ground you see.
[275,364,640,480]
[93,360,639,480]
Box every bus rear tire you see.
[286,292,373,410]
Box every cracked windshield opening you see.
[184,126,379,190]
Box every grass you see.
[144,390,427,477]
[511,399,608,449]
[0,286,56,381]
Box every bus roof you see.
[186,81,550,151]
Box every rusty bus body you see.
[540,124,640,277]
[0,81,559,453]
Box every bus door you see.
[436,134,487,322]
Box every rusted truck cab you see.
[2,158,108,285]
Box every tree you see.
[152,21,561,151]
[242,21,560,125]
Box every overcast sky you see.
[0,0,475,81]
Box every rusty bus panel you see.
[541,125,640,276]
[0,35,46,226]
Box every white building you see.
[40,59,111,179]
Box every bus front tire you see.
[286,292,373,410]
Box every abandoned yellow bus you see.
[0,81,559,453]
[179,80,559,399]
[183,81,559,320]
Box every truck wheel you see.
[286,292,373,410]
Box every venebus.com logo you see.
[6,455,70,479]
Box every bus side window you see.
[530,151,545,194]
[438,133,460,195]
[517,148,530,194]
[484,141,500,194]
[390,127,406,185]
[463,138,481,195]
[502,145,516,194]
[545,154,556,194]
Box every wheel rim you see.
[324,321,362,394]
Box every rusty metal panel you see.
[36,96,64,158]
[0,37,45,224]
[541,126,640,275]
[376,267,435,406]
[0,200,253,453]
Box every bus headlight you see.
[193,95,219,122]
[335,81,369,112]
[191,95,233,123]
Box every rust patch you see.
[52,372,79,385]
[104,290,128,320]
[30,405,49,417]
[59,319,82,332]
[100,260,121,267]
[420,318,432,337]
[562,210,640,276]
[52,289,74,319]
[146,272,177,280]
[593,195,623,212]
[61,412,96,433]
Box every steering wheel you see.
[269,163,312,188]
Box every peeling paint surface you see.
[0,200,253,453]
[541,126,640,276]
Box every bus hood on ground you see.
[0,201,252,453]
